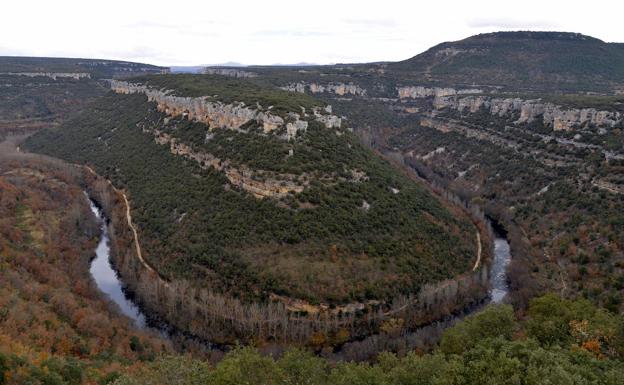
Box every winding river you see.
[88,194,512,353]
[490,236,511,303]
[88,199,147,328]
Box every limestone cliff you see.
[397,86,483,99]
[281,82,367,96]
[149,128,307,199]
[0,72,91,80]
[398,85,623,130]
[111,80,342,138]
[202,68,257,78]
[433,94,623,131]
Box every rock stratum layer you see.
[398,85,623,131]
[281,82,367,96]
[111,80,342,138]
[0,72,91,80]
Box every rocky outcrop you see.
[111,80,341,137]
[281,82,367,96]
[433,95,623,131]
[149,128,307,199]
[397,86,483,99]
[0,72,91,80]
[202,68,257,78]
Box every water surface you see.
[88,199,146,328]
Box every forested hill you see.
[241,31,624,95]
[0,56,168,79]
[24,74,480,307]
[388,31,624,92]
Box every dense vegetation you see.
[110,295,624,385]
[25,92,478,305]
[0,150,168,385]
[381,107,624,310]
[389,31,624,92]
[0,74,106,120]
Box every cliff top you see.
[0,56,167,78]
[129,74,324,115]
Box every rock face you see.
[110,80,342,137]
[397,86,483,99]
[112,80,355,200]
[281,82,367,96]
[201,68,257,78]
[0,72,91,80]
[433,94,623,131]
[150,129,307,199]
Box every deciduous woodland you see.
[0,148,169,384]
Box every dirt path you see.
[83,165,156,276]
[472,231,482,271]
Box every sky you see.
[2,0,623,67]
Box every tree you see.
[439,304,516,355]
[211,347,283,385]
[278,349,329,385]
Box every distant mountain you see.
[387,31,624,92]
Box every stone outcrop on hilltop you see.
[433,95,623,131]
[148,128,307,199]
[397,86,483,99]
[281,82,367,96]
[202,68,257,78]
[110,80,342,140]
[397,85,623,131]
[0,72,91,80]
[112,80,359,200]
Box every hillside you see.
[389,31,624,92]
[0,57,168,140]
[0,56,168,79]
[25,74,481,310]
[0,147,169,384]
[243,31,624,95]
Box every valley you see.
[1,30,624,384]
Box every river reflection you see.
[88,199,146,328]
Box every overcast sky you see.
[2,0,623,66]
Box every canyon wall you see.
[202,68,257,78]
[110,80,342,136]
[397,86,483,99]
[0,72,91,80]
[397,85,623,131]
[433,95,623,131]
[281,82,367,96]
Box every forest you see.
[15,295,619,385]
[0,149,170,385]
[24,91,480,307]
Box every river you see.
[88,198,147,328]
[87,195,512,356]
[490,236,511,303]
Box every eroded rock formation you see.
[111,80,342,137]
[202,68,257,78]
[397,86,483,99]
[0,72,91,80]
[433,95,623,131]
[281,82,367,96]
